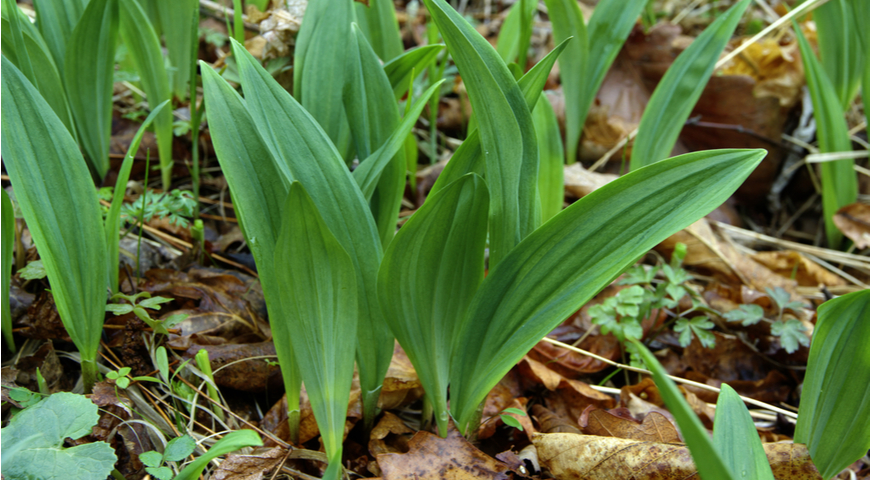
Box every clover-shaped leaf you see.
[766,287,804,314]
[723,304,765,326]
[1,392,117,480]
[674,316,716,348]
[771,319,809,354]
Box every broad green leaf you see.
[353,80,445,200]
[0,392,117,480]
[199,62,303,437]
[355,0,403,61]
[2,189,14,352]
[105,101,170,293]
[275,182,358,480]
[31,0,86,74]
[449,148,765,432]
[345,24,405,247]
[1,10,77,138]
[496,0,536,66]
[162,434,196,462]
[384,45,445,100]
[713,384,775,479]
[429,38,570,197]
[814,0,865,109]
[794,24,857,249]
[2,58,108,389]
[223,42,393,428]
[155,0,198,99]
[2,0,35,86]
[630,0,750,170]
[542,0,586,164]
[631,341,736,480]
[425,0,539,267]
[173,430,262,480]
[378,174,489,437]
[64,0,118,179]
[533,93,564,222]
[293,0,355,160]
[119,0,175,191]
[794,290,870,479]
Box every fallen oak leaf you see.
[533,433,822,479]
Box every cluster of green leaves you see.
[105,292,188,335]
[139,435,196,480]
[723,286,809,354]
[119,189,197,228]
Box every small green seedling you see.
[723,286,809,354]
[120,189,196,228]
[106,292,187,335]
[105,366,159,391]
[499,407,528,431]
[139,434,196,480]
[18,259,46,280]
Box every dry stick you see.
[540,336,799,419]
[587,0,828,173]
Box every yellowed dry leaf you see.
[518,356,563,391]
[563,163,617,199]
[533,433,822,479]
[213,446,286,480]
[580,408,680,443]
[752,250,846,287]
[833,203,870,249]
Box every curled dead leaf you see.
[833,203,870,249]
[580,406,681,443]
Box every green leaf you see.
[533,93,565,223]
[163,434,196,462]
[1,392,117,480]
[630,0,751,170]
[713,384,775,479]
[105,303,134,315]
[424,0,538,268]
[199,60,303,432]
[429,37,570,197]
[119,0,175,190]
[793,23,856,248]
[353,80,445,200]
[155,0,198,98]
[2,189,14,351]
[138,296,172,310]
[501,413,524,431]
[145,466,173,480]
[449,148,764,433]
[31,0,87,73]
[383,45,445,100]
[2,58,108,388]
[19,259,47,281]
[293,0,355,159]
[378,174,489,438]
[1,7,77,137]
[227,41,393,424]
[274,183,358,480]
[105,100,170,293]
[630,341,736,480]
[765,286,804,313]
[354,0,403,61]
[496,0,536,66]
[173,430,262,480]
[723,304,764,326]
[138,450,163,468]
[345,24,405,247]
[794,290,870,479]
[770,319,809,354]
[674,316,716,348]
[814,0,865,109]
[64,0,118,179]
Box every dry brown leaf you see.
[518,356,563,391]
[369,412,414,457]
[751,250,846,287]
[379,342,424,410]
[534,433,822,479]
[563,163,618,199]
[545,379,616,427]
[212,446,287,480]
[531,404,581,434]
[478,372,524,440]
[580,407,680,443]
[833,203,870,249]
[378,428,514,480]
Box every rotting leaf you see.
[212,446,287,480]
[533,433,822,479]
[833,202,870,249]
[579,407,681,443]
[378,428,514,480]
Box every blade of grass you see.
[2,190,14,352]
[794,23,856,248]
[496,0,536,67]
[814,0,865,109]
[226,41,394,432]
[630,0,751,170]
[345,24,406,246]
[156,0,198,99]
[64,0,118,180]
[119,0,175,190]
[631,340,736,480]
[173,430,262,480]
[449,149,765,433]
[31,0,86,74]
[794,290,870,479]
[378,174,489,438]
[713,384,775,479]
[105,101,171,294]
[425,0,539,267]
[2,57,108,392]
[274,182,358,480]
[384,45,445,100]
[533,93,565,223]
